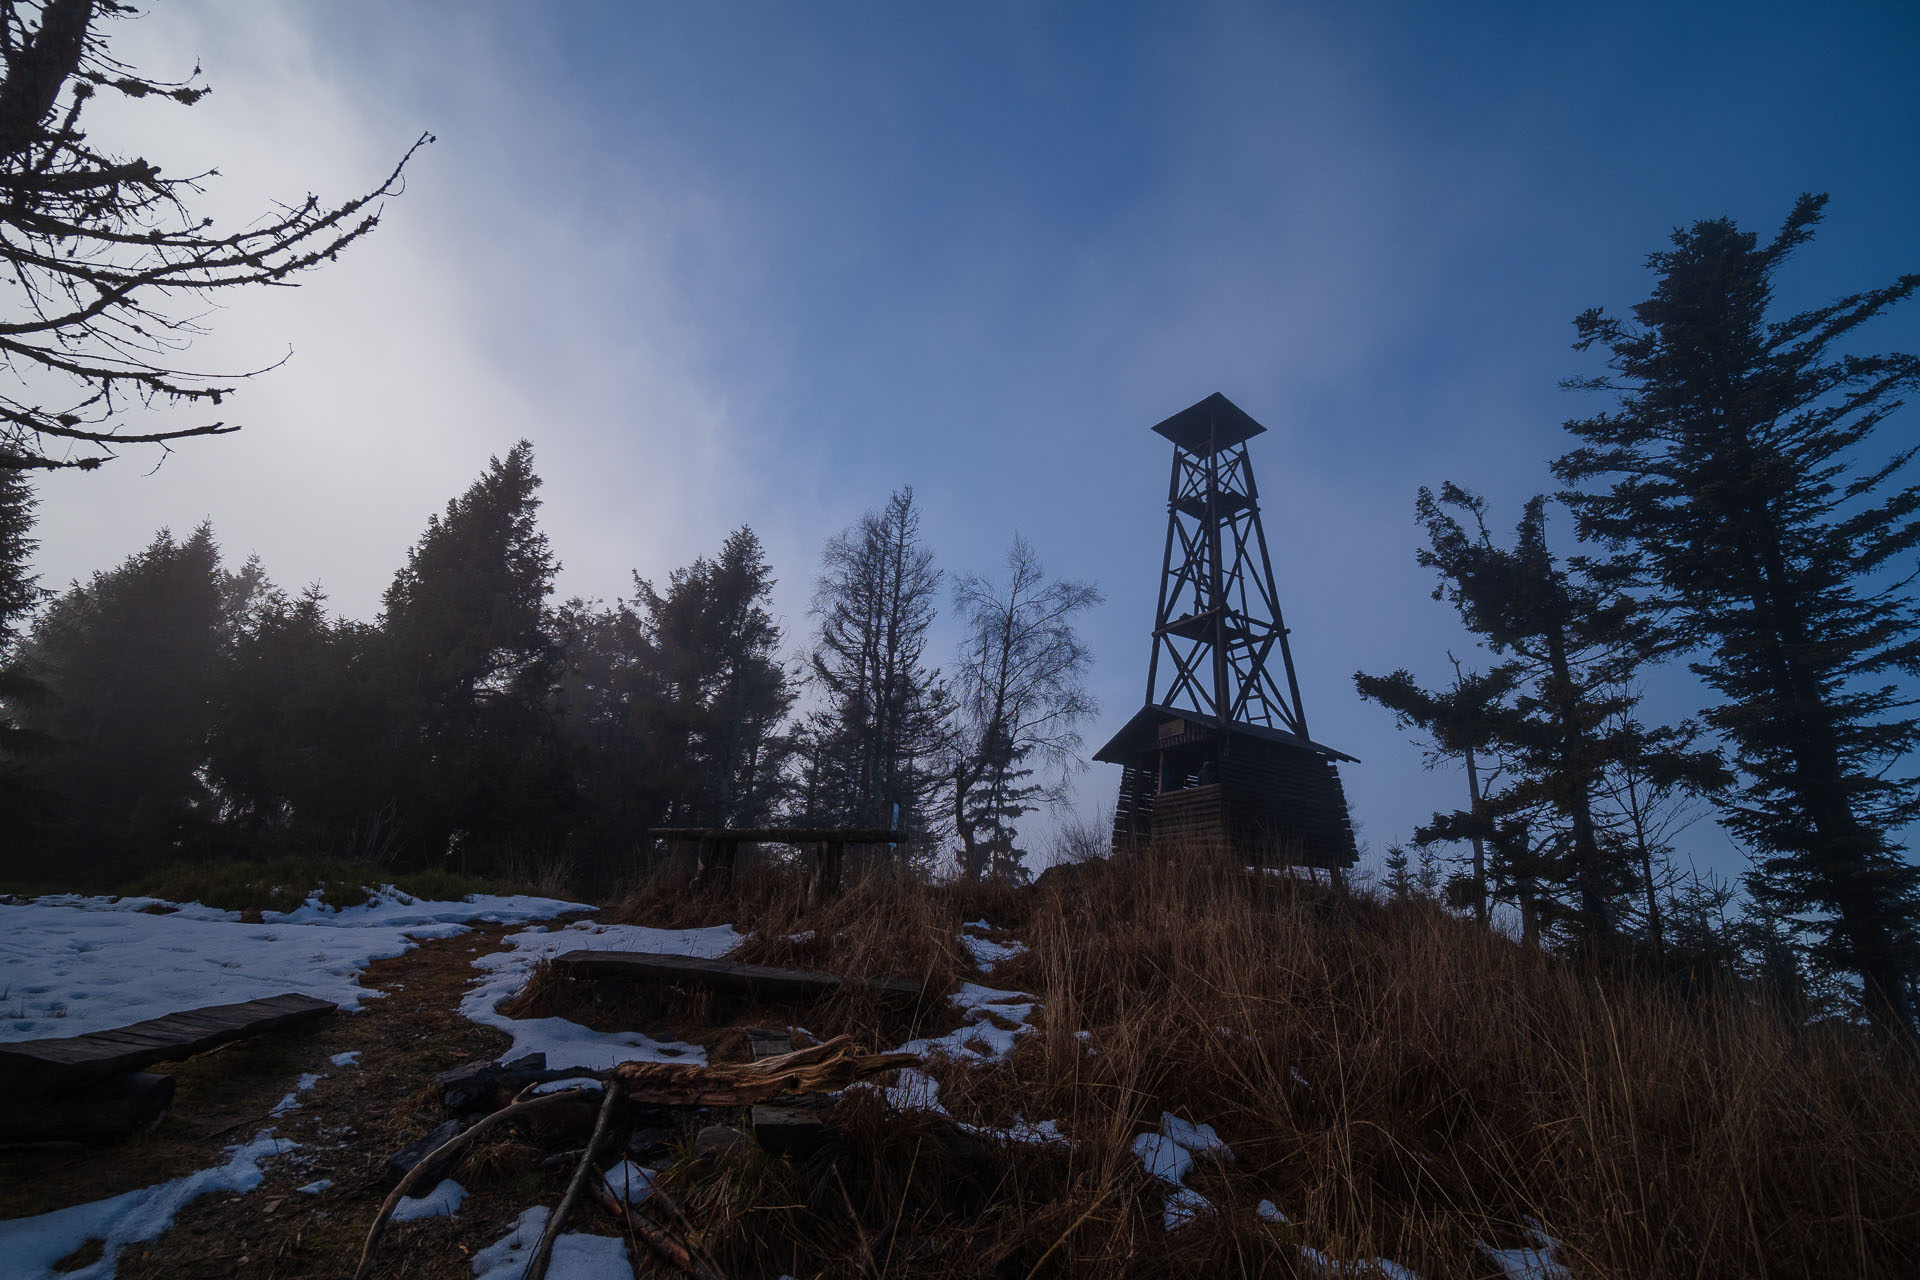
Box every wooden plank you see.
[0,993,336,1097]
[552,951,923,1003]
[0,1071,176,1145]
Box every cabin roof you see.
[1091,703,1359,765]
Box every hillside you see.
[2,850,1916,1279]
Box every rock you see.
[435,1053,550,1113]
[693,1124,751,1160]
[383,1118,466,1188]
[433,1062,498,1113]
[751,1103,826,1158]
[626,1125,681,1161]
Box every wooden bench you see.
[551,950,923,1004]
[0,992,336,1097]
[651,826,906,898]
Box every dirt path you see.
[3,918,615,1280]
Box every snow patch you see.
[600,1159,656,1206]
[1161,1185,1214,1232]
[870,1067,1066,1146]
[270,1070,326,1115]
[1299,1245,1423,1279]
[329,1051,361,1067]
[471,1206,631,1280]
[898,981,1037,1063]
[1474,1223,1572,1280]
[960,932,1027,970]
[0,1130,291,1280]
[1131,1112,1232,1231]
[1130,1131,1195,1186]
[296,1179,332,1196]
[393,1178,467,1221]
[0,892,587,1040]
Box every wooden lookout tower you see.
[1093,393,1359,868]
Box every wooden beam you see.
[0,992,336,1096]
[550,951,922,1003]
[0,1071,176,1145]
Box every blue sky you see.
[29,1,1920,880]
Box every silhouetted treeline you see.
[0,448,1100,892]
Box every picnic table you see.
[650,826,905,896]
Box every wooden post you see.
[824,839,844,896]
[806,839,844,906]
[694,836,736,893]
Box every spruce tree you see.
[630,527,794,828]
[1555,195,1920,1032]
[206,585,397,854]
[804,487,951,841]
[0,469,37,641]
[1354,661,1517,922]
[381,440,563,867]
[1361,487,1719,946]
[553,595,672,886]
[0,469,47,834]
[14,524,228,878]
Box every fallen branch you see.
[354,1039,915,1278]
[525,1077,624,1280]
[591,1179,729,1280]
[352,1087,597,1280]
[613,1034,918,1106]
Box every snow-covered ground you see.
[0,890,592,1040]
[460,918,743,1069]
[0,889,746,1278]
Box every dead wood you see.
[0,1070,174,1144]
[525,1078,624,1280]
[613,1034,918,1106]
[352,1086,598,1280]
[0,993,334,1096]
[590,1179,729,1280]
[355,1039,913,1278]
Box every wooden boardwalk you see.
[0,992,336,1096]
[551,950,923,1003]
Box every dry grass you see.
[20,853,1911,1278]
[605,846,1920,1278]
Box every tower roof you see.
[1150,391,1267,457]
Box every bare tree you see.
[948,534,1100,882]
[0,0,429,471]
